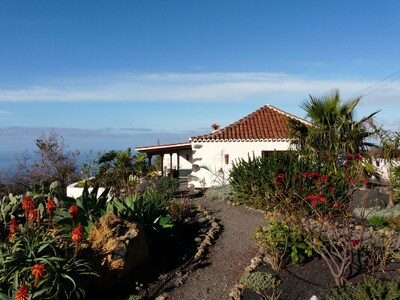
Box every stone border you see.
[229,251,264,299]
[154,204,222,300]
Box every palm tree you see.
[290,90,378,171]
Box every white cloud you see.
[0,110,11,115]
[1,71,399,105]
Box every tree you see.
[290,90,378,173]
[8,131,80,196]
[369,122,400,206]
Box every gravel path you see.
[166,197,265,300]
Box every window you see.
[262,151,273,158]
[224,154,229,164]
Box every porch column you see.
[160,154,164,177]
[176,152,180,177]
[147,153,152,167]
[170,153,173,178]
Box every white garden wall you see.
[189,140,291,188]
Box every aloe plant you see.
[56,183,110,235]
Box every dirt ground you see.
[165,196,266,300]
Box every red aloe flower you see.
[32,263,46,287]
[32,263,45,278]
[355,154,363,161]
[28,208,38,222]
[69,205,78,217]
[346,153,354,159]
[350,239,361,247]
[15,285,29,300]
[72,223,84,257]
[277,173,286,179]
[8,233,14,241]
[361,179,368,185]
[22,196,35,213]
[343,161,351,168]
[72,223,84,243]
[9,218,19,233]
[46,198,56,214]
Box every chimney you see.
[211,123,220,133]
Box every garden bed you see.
[240,258,400,300]
[85,202,220,299]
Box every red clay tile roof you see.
[191,104,310,141]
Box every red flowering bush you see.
[266,152,376,286]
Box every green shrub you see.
[89,148,155,197]
[368,215,388,227]
[240,272,280,292]
[391,165,400,203]
[168,198,192,222]
[229,151,303,209]
[206,185,237,201]
[254,219,313,270]
[324,277,400,300]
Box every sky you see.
[1,0,400,168]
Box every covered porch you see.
[135,142,193,189]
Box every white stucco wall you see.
[162,150,192,176]
[372,158,400,181]
[189,140,292,188]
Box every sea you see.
[0,150,97,182]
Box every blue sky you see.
[1,0,400,166]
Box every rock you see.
[355,225,363,231]
[87,212,150,279]
[211,222,219,228]
[229,287,241,300]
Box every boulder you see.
[87,212,150,279]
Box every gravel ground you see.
[166,197,265,300]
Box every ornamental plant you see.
[261,151,373,286]
[55,184,110,236]
[87,148,155,197]
[0,190,97,299]
[254,218,313,270]
[234,92,383,287]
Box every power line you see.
[346,69,400,100]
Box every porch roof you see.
[135,142,191,155]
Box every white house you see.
[135,105,310,188]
